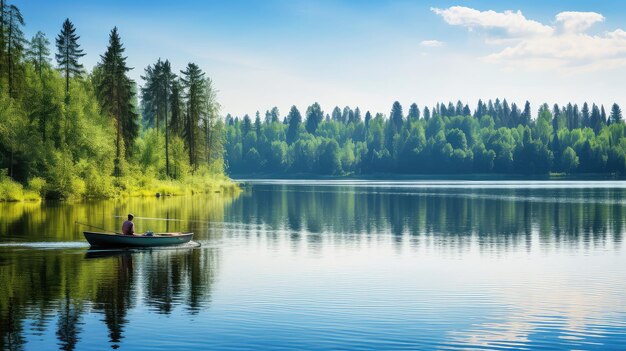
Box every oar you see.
[75,221,120,234]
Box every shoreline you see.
[0,175,240,202]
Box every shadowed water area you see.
[1,180,626,350]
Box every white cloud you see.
[420,40,444,47]
[431,6,552,38]
[432,6,626,72]
[555,11,604,34]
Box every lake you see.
[1,180,626,350]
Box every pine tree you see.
[180,62,206,168]
[0,0,5,77]
[286,105,301,144]
[254,111,262,138]
[502,99,511,126]
[140,59,177,176]
[510,103,520,126]
[590,104,602,134]
[390,101,403,133]
[331,106,341,122]
[25,31,51,80]
[242,114,251,135]
[572,104,580,129]
[521,101,531,126]
[423,106,431,121]
[455,100,463,116]
[341,106,351,124]
[4,4,25,98]
[55,19,85,95]
[305,102,323,134]
[169,79,184,136]
[270,106,279,123]
[95,27,138,176]
[204,80,222,167]
[581,102,590,128]
[610,103,622,124]
[408,103,419,121]
[463,104,471,117]
[353,107,362,123]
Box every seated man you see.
[121,214,136,235]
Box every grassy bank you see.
[0,172,239,202]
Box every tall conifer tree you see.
[96,27,138,176]
[4,4,25,98]
[180,62,206,168]
[55,19,85,95]
[26,31,50,80]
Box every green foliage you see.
[0,2,233,201]
[55,18,84,94]
[226,100,626,175]
[561,147,579,173]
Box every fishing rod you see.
[113,216,266,230]
[75,221,120,234]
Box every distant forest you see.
[224,100,626,175]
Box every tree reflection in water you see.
[1,183,626,350]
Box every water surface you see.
[1,180,626,350]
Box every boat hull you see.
[83,231,193,248]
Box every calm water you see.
[1,180,626,350]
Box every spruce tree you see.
[26,31,50,80]
[270,106,279,123]
[242,114,251,135]
[408,103,419,120]
[180,62,206,167]
[141,59,177,176]
[254,111,262,138]
[169,79,183,136]
[353,107,362,123]
[521,101,531,126]
[581,102,590,127]
[610,103,622,124]
[286,105,301,144]
[5,4,25,98]
[364,111,372,127]
[95,27,138,176]
[305,102,323,134]
[331,106,341,122]
[56,19,85,96]
[390,101,403,133]
[423,106,431,121]
[463,104,471,117]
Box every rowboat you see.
[83,231,194,248]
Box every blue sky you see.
[14,0,626,117]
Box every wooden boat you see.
[83,231,194,248]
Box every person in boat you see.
[121,214,136,235]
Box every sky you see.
[14,0,626,118]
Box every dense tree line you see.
[225,99,626,175]
[0,1,224,199]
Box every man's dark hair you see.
[128,214,134,220]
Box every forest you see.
[3,1,626,202]
[224,100,626,175]
[0,1,233,200]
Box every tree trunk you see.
[165,80,170,178]
[0,0,5,83]
[9,149,13,179]
[187,104,193,168]
[7,17,13,98]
